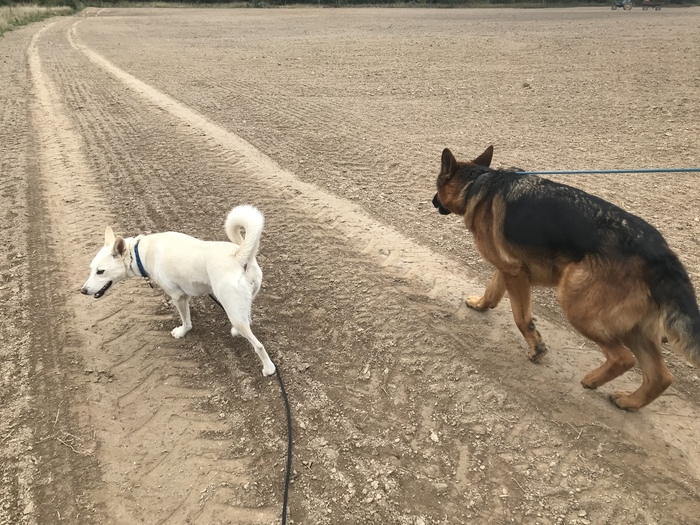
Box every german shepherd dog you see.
[432,146,700,410]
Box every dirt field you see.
[2,6,700,525]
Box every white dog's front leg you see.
[170,295,192,338]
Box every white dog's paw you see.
[262,363,276,377]
[230,327,240,338]
[171,326,190,339]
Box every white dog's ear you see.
[104,226,116,247]
[112,236,127,257]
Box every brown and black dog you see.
[432,145,700,410]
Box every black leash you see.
[209,293,224,309]
[208,294,292,524]
[274,362,293,525]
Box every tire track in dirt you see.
[69,13,700,487]
[0,24,39,525]
[25,21,105,523]
[28,19,277,525]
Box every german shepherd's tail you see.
[225,205,264,267]
[652,255,700,366]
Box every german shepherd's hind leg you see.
[580,341,635,389]
[502,272,547,363]
[467,270,507,311]
[610,330,673,411]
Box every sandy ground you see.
[1,6,700,525]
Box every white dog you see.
[81,205,275,377]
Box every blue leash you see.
[517,168,700,175]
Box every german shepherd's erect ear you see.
[472,145,493,167]
[441,148,458,179]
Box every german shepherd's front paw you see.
[609,391,639,411]
[528,342,547,363]
[581,376,598,389]
[466,296,489,311]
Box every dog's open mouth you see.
[94,281,112,299]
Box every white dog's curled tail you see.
[225,205,265,266]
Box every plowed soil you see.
[1,6,700,525]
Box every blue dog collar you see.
[133,240,149,279]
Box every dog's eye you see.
[96,270,105,275]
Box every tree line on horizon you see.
[4,0,696,8]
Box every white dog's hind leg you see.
[214,285,275,377]
[233,321,276,377]
[170,295,192,338]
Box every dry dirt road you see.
[1,7,700,525]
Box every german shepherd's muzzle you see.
[432,193,451,215]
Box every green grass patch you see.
[0,4,76,37]
[82,0,247,5]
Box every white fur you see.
[81,205,275,377]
